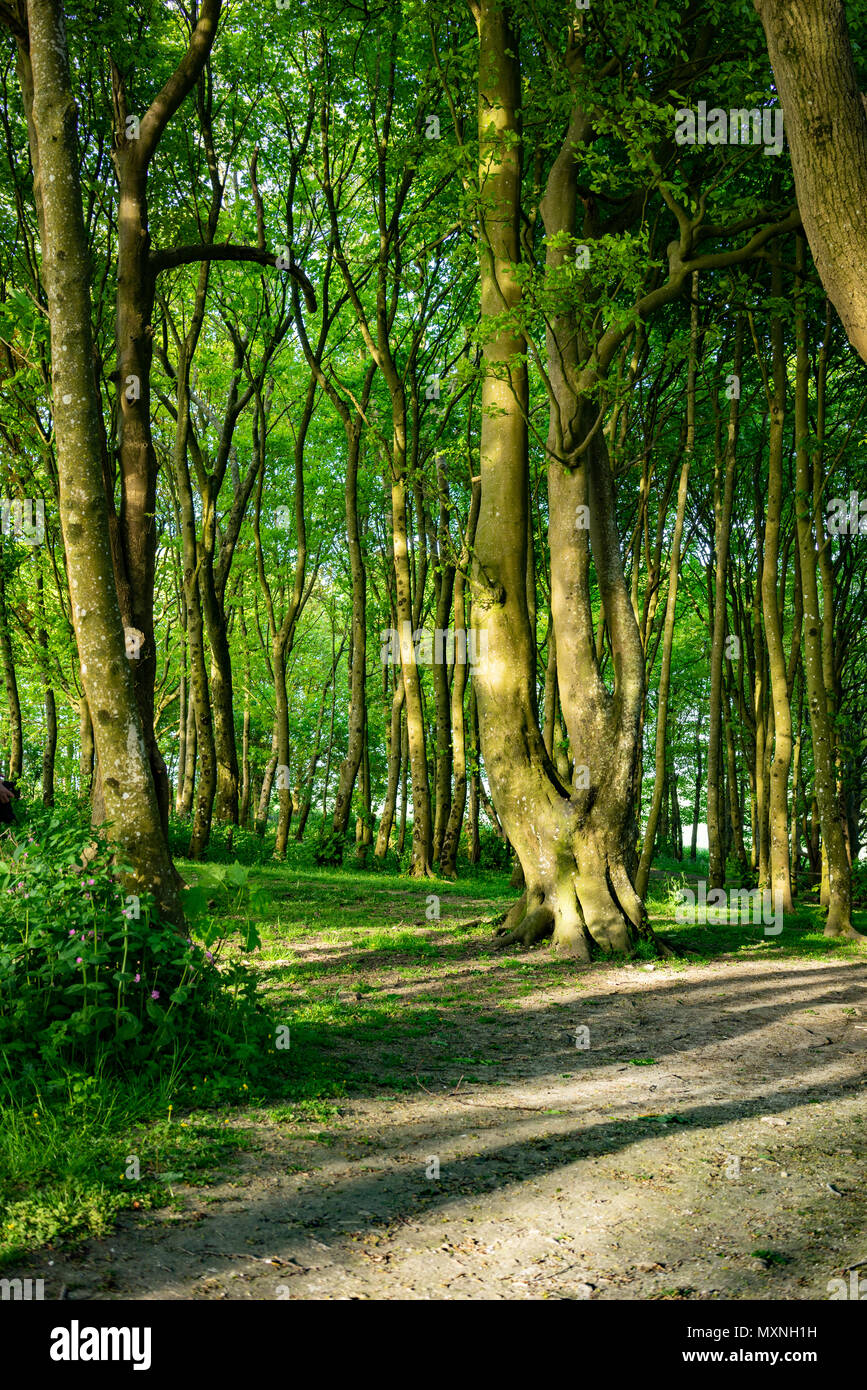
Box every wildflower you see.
[76,957,82,964]
[134,973,140,983]
[151,989,160,1000]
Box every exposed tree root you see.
[825,924,866,942]
[494,903,555,949]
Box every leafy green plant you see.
[313,825,350,867]
[0,808,272,1077]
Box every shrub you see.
[0,807,272,1078]
[313,824,350,867]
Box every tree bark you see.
[707,321,745,890]
[14,0,181,920]
[0,553,23,779]
[793,236,856,937]
[756,250,795,910]
[636,272,698,898]
[754,0,867,365]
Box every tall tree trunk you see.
[332,418,368,839]
[375,674,405,857]
[690,724,703,861]
[440,478,481,878]
[754,0,867,366]
[176,665,187,814]
[707,321,745,890]
[0,555,22,779]
[79,695,94,797]
[397,713,409,856]
[757,250,795,910]
[179,686,197,817]
[36,572,56,806]
[636,272,697,898]
[470,0,647,958]
[724,681,749,878]
[255,729,278,837]
[793,237,856,938]
[13,0,181,919]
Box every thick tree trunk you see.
[471,0,647,959]
[16,0,181,920]
[754,0,867,366]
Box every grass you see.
[2,843,864,1269]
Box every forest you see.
[0,0,866,1317]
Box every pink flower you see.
[76,956,82,964]
[134,973,140,983]
[151,990,160,1000]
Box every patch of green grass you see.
[0,1072,251,1267]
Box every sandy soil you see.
[14,938,867,1301]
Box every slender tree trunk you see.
[179,688,197,817]
[793,237,856,937]
[375,675,405,857]
[758,251,795,911]
[176,665,187,814]
[79,695,94,797]
[636,272,697,898]
[332,420,368,839]
[355,720,372,863]
[397,713,409,856]
[37,572,56,806]
[724,682,749,878]
[690,730,703,861]
[255,729,278,836]
[708,321,745,890]
[0,556,22,779]
[441,479,481,878]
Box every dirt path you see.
[15,950,867,1300]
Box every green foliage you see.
[313,825,351,867]
[477,828,510,870]
[0,808,271,1077]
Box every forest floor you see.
[4,860,867,1301]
